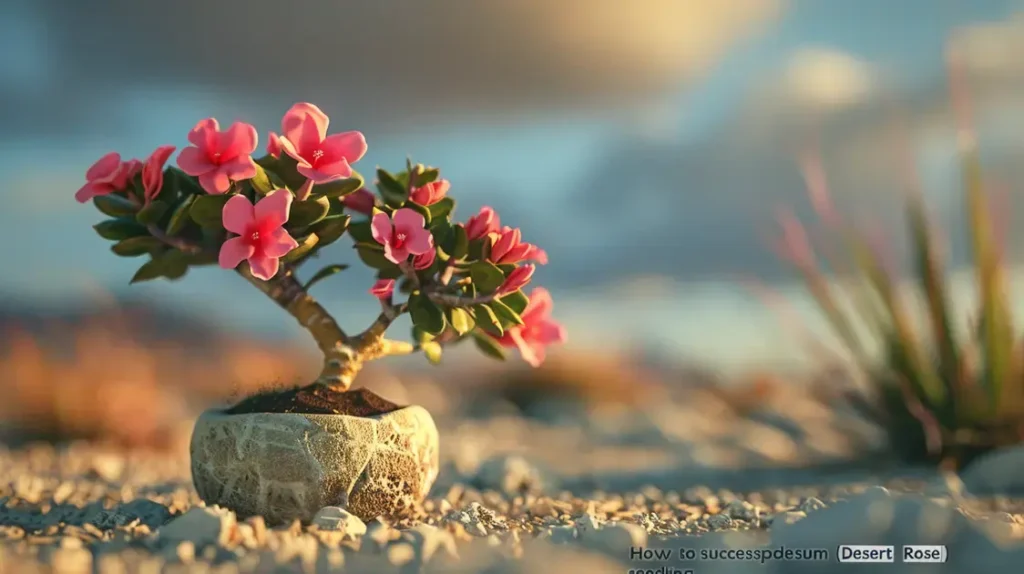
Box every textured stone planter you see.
[189,402,439,524]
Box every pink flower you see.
[267,133,283,159]
[489,227,548,265]
[465,206,500,240]
[218,189,299,280]
[369,279,395,300]
[497,264,535,294]
[176,118,259,195]
[75,152,139,203]
[275,102,368,192]
[141,145,176,203]
[412,248,436,270]
[410,179,450,206]
[370,208,434,265]
[495,288,567,367]
[342,188,376,215]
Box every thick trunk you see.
[236,264,363,391]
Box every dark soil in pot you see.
[225,386,402,417]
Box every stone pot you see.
[189,397,439,524]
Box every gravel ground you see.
[3,379,1024,573]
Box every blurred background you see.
[4,0,1024,453]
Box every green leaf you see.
[472,332,507,361]
[309,214,351,246]
[448,307,475,335]
[409,292,447,335]
[311,175,364,199]
[411,166,440,188]
[469,261,505,293]
[111,236,163,257]
[356,242,397,270]
[135,200,169,226]
[422,341,443,364]
[93,195,138,218]
[376,168,409,208]
[288,196,331,229]
[303,264,349,290]
[348,220,374,243]
[412,326,435,343]
[172,168,207,197]
[428,197,455,221]
[500,290,530,315]
[189,194,231,228]
[472,304,504,337]
[256,153,306,191]
[468,237,492,262]
[449,224,469,260]
[282,233,320,263]
[184,250,219,266]
[93,219,148,241]
[130,250,189,284]
[249,163,275,195]
[490,298,525,327]
[166,195,196,236]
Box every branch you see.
[146,224,360,389]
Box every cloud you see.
[6,0,782,137]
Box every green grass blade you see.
[905,192,960,410]
[961,143,1014,413]
[847,234,947,408]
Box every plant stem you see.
[234,264,365,390]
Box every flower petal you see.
[535,319,568,344]
[392,207,426,231]
[199,170,232,195]
[86,152,122,181]
[176,146,212,176]
[522,287,554,322]
[74,183,104,203]
[383,243,409,264]
[142,145,176,202]
[371,212,393,245]
[247,253,280,281]
[260,227,299,258]
[187,118,219,149]
[369,278,395,299]
[296,163,346,183]
[320,131,367,163]
[254,188,294,231]
[222,121,259,158]
[282,102,329,145]
[218,236,255,270]
[222,194,255,234]
[405,228,434,255]
[221,156,258,182]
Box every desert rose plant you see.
[76,103,567,391]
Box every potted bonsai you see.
[75,102,567,523]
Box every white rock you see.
[401,524,457,564]
[707,514,733,529]
[475,454,550,495]
[768,511,807,526]
[580,522,648,556]
[386,541,416,566]
[311,506,366,537]
[545,525,578,544]
[575,513,603,538]
[156,506,236,548]
[961,445,1024,495]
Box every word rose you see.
[75,102,566,387]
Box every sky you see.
[4,0,1024,371]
